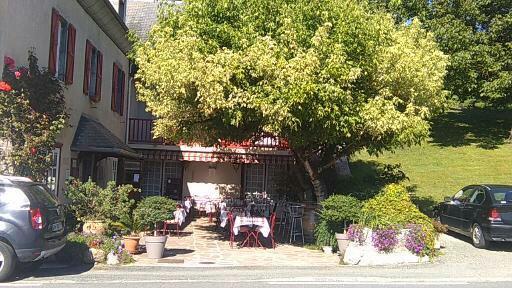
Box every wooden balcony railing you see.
[128,118,289,150]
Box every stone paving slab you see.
[133,217,340,267]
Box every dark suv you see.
[0,176,66,281]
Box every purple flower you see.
[404,224,427,255]
[347,224,365,245]
[372,228,399,253]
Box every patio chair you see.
[288,205,304,245]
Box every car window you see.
[18,183,58,207]
[490,188,512,204]
[453,188,475,203]
[469,189,485,205]
[0,185,30,208]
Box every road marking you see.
[267,281,468,285]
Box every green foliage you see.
[132,0,448,201]
[0,51,68,180]
[373,0,512,106]
[319,195,362,225]
[133,196,176,232]
[315,195,361,249]
[314,220,337,249]
[65,179,138,224]
[360,184,437,255]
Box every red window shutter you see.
[94,51,103,102]
[111,63,119,111]
[120,70,125,116]
[65,24,76,84]
[83,40,92,95]
[48,8,60,76]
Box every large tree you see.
[132,0,448,201]
[372,0,512,106]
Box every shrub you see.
[133,196,176,234]
[347,224,365,245]
[371,228,399,253]
[65,179,138,226]
[315,195,361,249]
[360,184,437,256]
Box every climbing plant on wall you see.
[0,51,68,181]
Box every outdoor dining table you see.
[232,216,270,248]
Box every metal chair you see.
[288,205,304,245]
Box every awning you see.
[71,114,141,159]
[139,149,294,164]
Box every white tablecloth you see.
[232,216,270,238]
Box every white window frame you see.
[46,148,61,196]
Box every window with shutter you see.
[111,64,125,115]
[84,41,103,102]
[49,8,75,83]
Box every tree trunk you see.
[294,150,327,202]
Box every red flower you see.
[30,147,37,155]
[14,71,21,79]
[3,56,15,71]
[0,81,12,92]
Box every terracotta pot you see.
[145,235,167,259]
[123,236,141,254]
[83,220,107,235]
[335,233,350,257]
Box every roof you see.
[71,114,141,159]
[126,0,159,41]
[77,0,132,54]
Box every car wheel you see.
[0,241,17,282]
[472,223,488,249]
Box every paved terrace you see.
[134,217,339,267]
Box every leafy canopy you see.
[133,0,448,155]
[372,0,512,106]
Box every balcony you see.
[128,118,289,150]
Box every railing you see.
[128,118,163,144]
[128,118,289,150]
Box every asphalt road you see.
[2,264,512,288]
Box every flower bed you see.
[343,226,430,266]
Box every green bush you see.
[315,195,361,249]
[360,184,437,256]
[65,179,138,227]
[133,196,176,233]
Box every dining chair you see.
[269,212,277,249]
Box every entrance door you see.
[163,161,183,201]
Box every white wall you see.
[183,162,241,200]
[0,0,129,195]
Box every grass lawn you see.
[353,107,512,207]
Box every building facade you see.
[0,0,136,198]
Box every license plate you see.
[50,222,63,232]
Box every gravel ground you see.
[437,231,512,266]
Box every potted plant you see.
[133,196,176,259]
[65,179,110,235]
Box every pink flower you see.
[14,71,21,79]
[0,81,12,92]
[3,56,16,71]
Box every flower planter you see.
[123,236,141,254]
[335,233,350,257]
[83,220,107,235]
[145,235,167,259]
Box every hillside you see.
[353,107,512,208]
